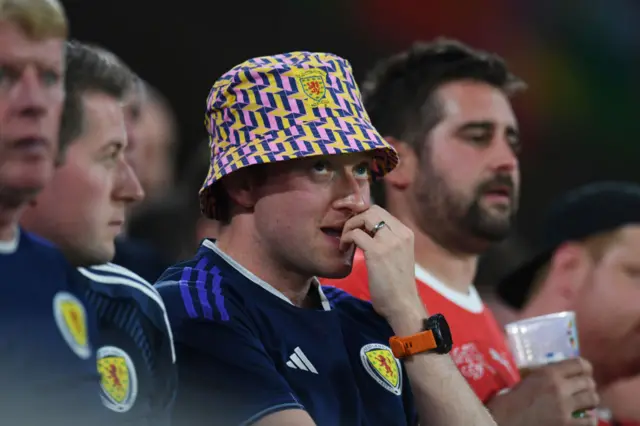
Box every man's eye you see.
[312,161,330,173]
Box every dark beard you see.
[461,174,517,241]
[412,162,517,252]
[0,185,36,210]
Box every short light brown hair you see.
[58,41,136,157]
[0,0,68,39]
[362,38,526,152]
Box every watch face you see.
[431,314,453,354]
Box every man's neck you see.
[388,201,480,293]
[0,205,22,242]
[215,224,314,308]
[481,291,518,326]
[412,223,479,294]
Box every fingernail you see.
[343,244,355,266]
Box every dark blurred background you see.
[62,0,640,284]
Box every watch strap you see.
[389,329,438,359]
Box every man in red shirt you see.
[497,182,640,426]
[324,38,599,425]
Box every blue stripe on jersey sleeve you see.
[176,268,198,319]
[159,265,229,323]
[191,257,229,321]
[195,271,214,320]
[209,266,229,321]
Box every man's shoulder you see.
[16,230,67,264]
[4,231,86,293]
[78,262,164,310]
[155,252,243,298]
[78,263,175,358]
[155,253,251,325]
[322,285,393,336]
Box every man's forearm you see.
[404,353,496,426]
[389,309,497,426]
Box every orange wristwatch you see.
[389,314,453,359]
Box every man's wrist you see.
[387,304,429,337]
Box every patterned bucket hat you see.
[200,51,399,219]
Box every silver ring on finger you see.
[371,221,387,237]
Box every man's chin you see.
[478,206,514,235]
[480,197,514,215]
[477,227,511,243]
[0,170,49,206]
[468,220,512,243]
[316,262,353,280]
[70,242,114,268]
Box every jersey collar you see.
[0,227,19,254]
[414,263,484,313]
[202,239,331,311]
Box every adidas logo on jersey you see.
[285,347,317,374]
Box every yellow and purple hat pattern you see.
[199,51,399,218]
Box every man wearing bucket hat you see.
[497,181,640,426]
[155,52,496,425]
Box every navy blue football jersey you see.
[156,239,418,426]
[77,262,177,425]
[0,229,103,425]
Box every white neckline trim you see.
[202,240,331,311]
[0,228,19,254]
[414,263,484,313]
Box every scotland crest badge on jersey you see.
[53,291,91,360]
[360,343,402,395]
[97,345,138,413]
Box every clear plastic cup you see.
[505,311,580,373]
[505,311,586,418]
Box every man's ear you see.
[548,242,593,302]
[383,136,418,190]
[221,168,258,211]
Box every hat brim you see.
[199,116,398,219]
[496,249,554,310]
